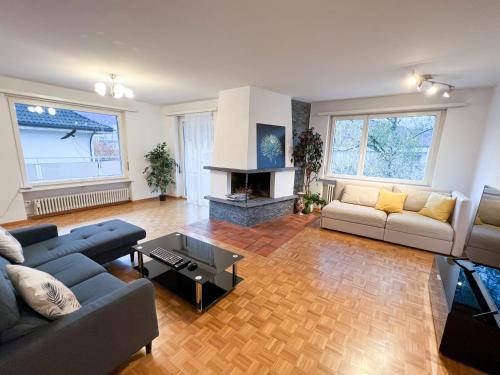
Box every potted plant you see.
[303,192,327,214]
[292,127,324,196]
[143,142,178,201]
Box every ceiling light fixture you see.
[94,74,134,99]
[407,71,455,98]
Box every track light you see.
[426,83,438,96]
[407,71,454,98]
[443,87,452,98]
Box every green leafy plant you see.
[303,193,327,214]
[292,128,324,195]
[143,142,178,199]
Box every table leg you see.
[138,252,144,278]
[232,263,238,287]
[195,282,203,313]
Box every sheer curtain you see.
[181,112,214,206]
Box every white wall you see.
[248,87,294,169]
[309,88,493,195]
[471,84,500,210]
[0,76,167,224]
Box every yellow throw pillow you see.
[375,189,408,213]
[418,192,456,222]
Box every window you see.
[327,112,441,184]
[10,99,126,185]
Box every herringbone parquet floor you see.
[5,199,483,375]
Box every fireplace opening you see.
[231,172,271,199]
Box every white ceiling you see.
[1,0,500,104]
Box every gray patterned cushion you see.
[0,226,24,263]
[6,265,80,319]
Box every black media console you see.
[429,255,499,373]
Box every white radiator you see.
[324,184,336,203]
[32,188,130,216]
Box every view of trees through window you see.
[329,113,438,182]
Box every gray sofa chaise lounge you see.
[0,219,159,375]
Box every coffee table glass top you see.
[133,232,243,284]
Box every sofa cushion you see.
[68,219,146,259]
[0,226,24,264]
[7,265,81,320]
[322,200,387,228]
[22,237,93,268]
[0,274,19,332]
[71,273,126,306]
[36,254,106,288]
[375,189,407,213]
[419,193,456,222]
[394,187,432,212]
[477,197,500,226]
[386,210,454,241]
[468,224,500,252]
[0,300,49,344]
[340,185,381,207]
[0,255,11,279]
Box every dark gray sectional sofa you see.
[0,219,159,375]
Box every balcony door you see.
[180,112,214,206]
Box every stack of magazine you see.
[226,193,247,201]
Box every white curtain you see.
[181,112,214,206]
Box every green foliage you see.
[303,192,327,213]
[364,116,434,180]
[143,142,178,195]
[292,128,324,195]
[260,134,283,165]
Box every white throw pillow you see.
[0,226,24,263]
[340,185,380,207]
[7,265,80,319]
[394,187,432,212]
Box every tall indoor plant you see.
[292,127,324,197]
[143,142,178,201]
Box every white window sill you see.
[320,175,431,187]
[19,178,133,193]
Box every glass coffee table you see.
[133,232,244,312]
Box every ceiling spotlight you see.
[426,83,438,96]
[443,87,453,98]
[94,74,133,100]
[27,106,35,112]
[407,72,423,87]
[34,106,44,114]
[48,107,57,116]
[94,82,107,96]
[124,88,134,99]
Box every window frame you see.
[8,97,129,188]
[324,110,444,186]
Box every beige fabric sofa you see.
[320,180,471,256]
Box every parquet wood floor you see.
[5,199,483,374]
[184,214,318,256]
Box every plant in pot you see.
[303,193,327,214]
[292,127,324,213]
[143,142,178,201]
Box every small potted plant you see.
[143,142,178,201]
[304,193,327,214]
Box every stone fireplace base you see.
[207,196,296,227]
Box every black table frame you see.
[133,234,243,312]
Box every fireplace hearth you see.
[204,166,297,226]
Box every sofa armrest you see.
[450,191,471,257]
[9,224,59,247]
[0,278,159,375]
